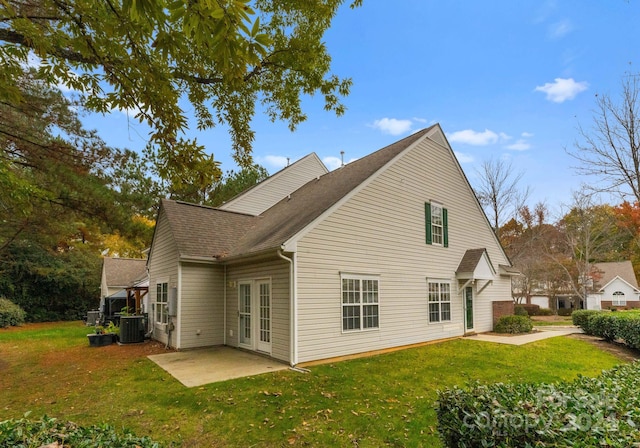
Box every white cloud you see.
[506,139,531,151]
[548,19,573,39]
[261,155,290,170]
[447,129,503,146]
[535,77,588,103]
[412,117,428,124]
[454,152,474,164]
[115,107,139,118]
[521,132,534,138]
[371,118,413,136]
[323,155,358,171]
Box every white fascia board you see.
[600,275,640,293]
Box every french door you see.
[238,279,271,354]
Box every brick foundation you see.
[601,300,640,310]
[492,301,515,327]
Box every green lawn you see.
[0,322,626,447]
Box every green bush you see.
[436,361,640,448]
[514,305,528,316]
[589,313,622,341]
[0,415,162,447]
[0,297,26,328]
[557,307,573,316]
[617,317,640,350]
[572,309,601,332]
[520,303,540,315]
[536,307,554,316]
[493,315,532,334]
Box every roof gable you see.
[151,124,512,265]
[456,249,496,280]
[592,261,639,290]
[599,276,640,294]
[229,127,434,256]
[218,153,328,216]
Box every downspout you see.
[223,264,227,346]
[277,248,297,366]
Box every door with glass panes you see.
[238,279,271,354]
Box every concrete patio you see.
[148,346,289,387]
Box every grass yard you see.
[0,322,628,447]
[530,315,574,326]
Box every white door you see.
[238,280,271,354]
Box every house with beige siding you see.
[146,124,516,365]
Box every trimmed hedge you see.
[574,310,640,350]
[494,315,532,334]
[437,361,640,448]
[0,297,26,328]
[0,415,162,447]
[571,309,600,333]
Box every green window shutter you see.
[425,202,432,245]
[443,208,449,248]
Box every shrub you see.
[0,415,162,447]
[493,315,532,334]
[557,307,573,316]
[536,307,553,316]
[617,317,640,350]
[572,309,601,332]
[513,305,528,316]
[589,313,622,341]
[437,361,640,448]
[520,303,540,315]
[0,297,26,328]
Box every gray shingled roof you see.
[230,127,433,256]
[160,126,434,260]
[103,257,147,287]
[592,261,639,289]
[160,199,257,259]
[455,249,489,275]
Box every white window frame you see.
[428,280,452,323]
[431,203,444,246]
[341,273,380,332]
[156,281,168,324]
[612,291,626,306]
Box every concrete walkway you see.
[465,326,583,346]
[148,346,289,387]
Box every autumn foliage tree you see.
[1,0,360,185]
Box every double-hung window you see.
[425,202,448,247]
[156,282,168,324]
[428,281,451,323]
[342,274,379,331]
[612,291,626,306]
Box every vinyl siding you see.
[147,208,179,346]
[219,154,327,215]
[179,262,224,349]
[225,258,290,363]
[295,136,512,363]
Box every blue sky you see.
[82,1,640,213]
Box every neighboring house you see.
[586,261,640,310]
[146,124,516,366]
[100,257,148,316]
